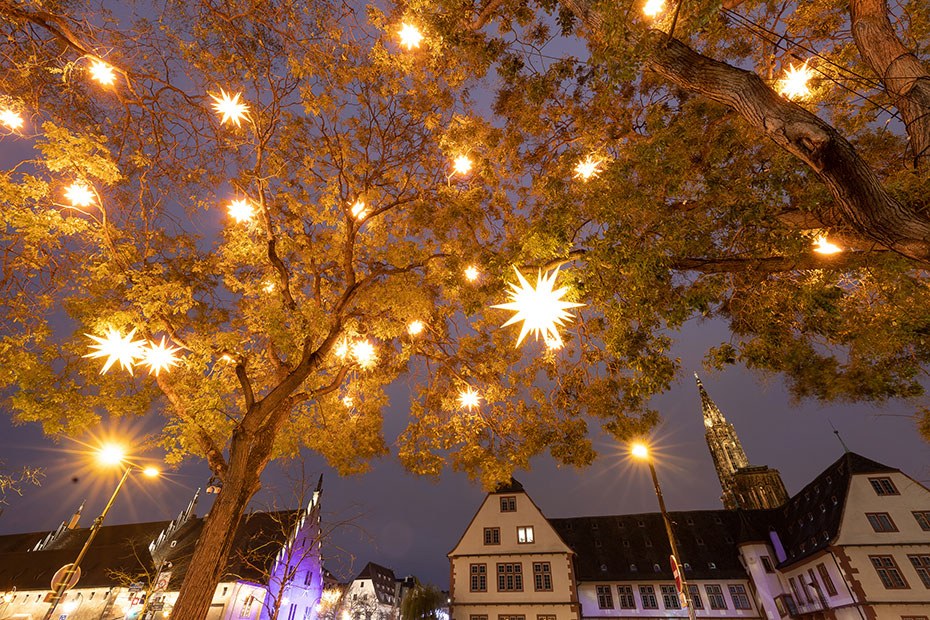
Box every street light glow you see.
[398,23,424,50]
[631,442,650,460]
[98,444,126,466]
[142,466,160,478]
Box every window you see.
[470,615,488,620]
[304,609,313,620]
[870,555,909,589]
[660,585,680,609]
[869,477,899,496]
[500,496,516,512]
[761,556,775,573]
[866,512,898,532]
[789,577,802,604]
[901,617,929,620]
[807,568,821,603]
[653,563,661,572]
[729,584,751,610]
[817,563,837,596]
[914,511,930,531]
[470,564,487,592]
[537,616,556,620]
[687,585,704,610]
[617,585,635,609]
[497,563,523,591]
[909,555,930,588]
[287,605,297,620]
[240,596,255,618]
[774,594,798,617]
[483,527,500,545]
[596,585,614,609]
[304,570,314,586]
[706,584,726,610]
[533,562,552,591]
[517,526,535,544]
[497,615,524,620]
[639,585,658,609]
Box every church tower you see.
[696,374,789,510]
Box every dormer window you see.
[630,564,638,572]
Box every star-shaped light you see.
[492,266,585,348]
[350,199,367,220]
[351,340,377,369]
[464,265,480,282]
[334,338,350,359]
[813,235,842,255]
[643,0,666,17]
[458,387,481,410]
[408,320,425,336]
[65,183,95,208]
[0,109,24,130]
[452,155,473,175]
[573,155,603,181]
[227,198,255,223]
[84,327,146,374]
[399,23,424,50]
[89,60,116,86]
[262,280,276,293]
[777,62,814,100]
[210,89,249,126]
[140,337,181,376]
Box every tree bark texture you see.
[558,0,930,256]
[850,0,930,170]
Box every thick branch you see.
[850,0,930,170]
[0,1,93,56]
[673,251,878,273]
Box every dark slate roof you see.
[550,510,752,581]
[773,452,897,568]
[355,561,397,604]
[491,479,524,494]
[0,520,171,591]
[0,510,303,591]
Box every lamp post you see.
[631,442,696,620]
[43,445,159,620]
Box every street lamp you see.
[631,441,696,620]
[43,444,160,620]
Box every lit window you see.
[517,526,534,544]
[595,585,613,609]
[870,555,909,589]
[869,477,899,496]
[500,496,516,512]
[866,512,898,532]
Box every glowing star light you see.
[643,0,666,17]
[813,235,842,255]
[84,327,145,374]
[464,265,480,282]
[227,198,255,223]
[351,340,377,369]
[408,320,425,336]
[140,337,181,376]
[777,62,814,100]
[65,183,95,208]
[0,109,24,130]
[350,199,367,220]
[399,23,424,50]
[210,89,249,126]
[573,155,603,181]
[458,387,481,410]
[492,266,584,348]
[452,155,473,176]
[89,60,116,86]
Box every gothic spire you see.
[695,373,727,427]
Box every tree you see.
[400,582,445,620]
[0,463,42,507]
[3,0,930,617]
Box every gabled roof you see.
[550,510,752,581]
[354,562,397,604]
[491,478,524,494]
[773,451,897,568]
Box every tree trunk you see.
[850,0,930,170]
[170,429,270,620]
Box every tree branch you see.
[672,251,880,273]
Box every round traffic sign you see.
[51,564,81,592]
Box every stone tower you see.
[696,374,789,510]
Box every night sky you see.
[1,317,927,588]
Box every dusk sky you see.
[2,316,927,588]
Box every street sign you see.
[154,570,172,592]
[50,564,81,592]
[129,582,144,592]
[150,601,165,611]
[670,555,689,608]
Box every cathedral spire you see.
[695,374,788,510]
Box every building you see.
[449,379,930,620]
[0,479,326,620]
[343,561,400,620]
